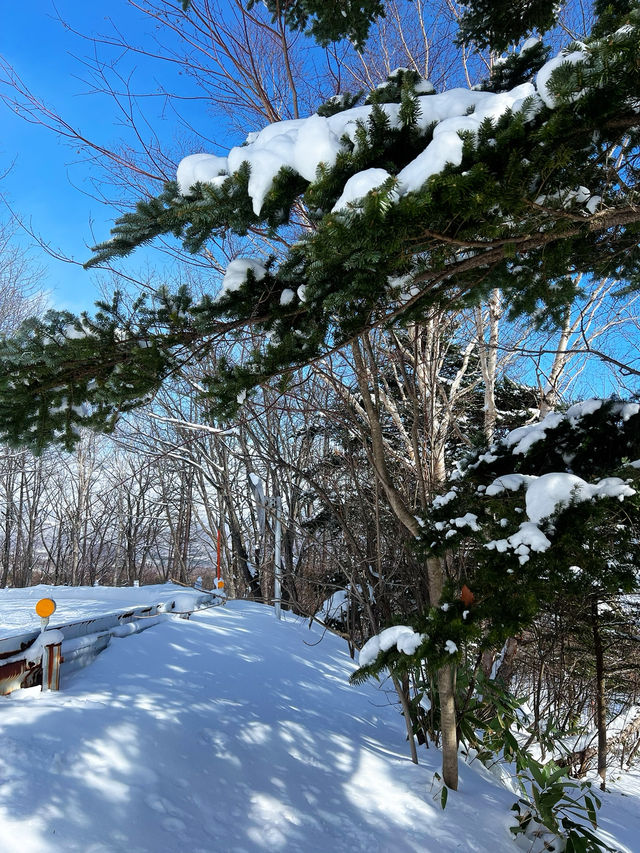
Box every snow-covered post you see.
[273,496,282,621]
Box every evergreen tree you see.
[0,2,637,453]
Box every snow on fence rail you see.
[0,590,221,695]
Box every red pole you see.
[216,527,221,583]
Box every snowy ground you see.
[0,591,639,853]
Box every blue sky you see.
[1,1,191,312]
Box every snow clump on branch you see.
[433,400,639,564]
[359,625,425,666]
[220,258,267,296]
[174,41,609,216]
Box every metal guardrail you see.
[0,591,221,695]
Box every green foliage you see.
[364,68,433,105]
[457,670,527,762]
[0,293,177,453]
[79,11,639,428]
[351,400,640,795]
[457,0,560,51]
[0,6,639,448]
[431,772,449,809]
[457,673,612,851]
[316,91,364,118]
[511,756,616,852]
[0,286,245,452]
[349,595,479,688]
[87,182,186,268]
[186,0,636,59]
[354,628,613,850]
[592,0,638,36]
[250,0,387,49]
[481,41,552,92]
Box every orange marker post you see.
[216,528,224,590]
[35,598,61,691]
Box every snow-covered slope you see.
[0,598,637,852]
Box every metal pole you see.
[274,496,282,621]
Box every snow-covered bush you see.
[420,398,640,653]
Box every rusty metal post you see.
[42,641,61,692]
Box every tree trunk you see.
[392,675,419,765]
[438,662,459,790]
[474,290,501,444]
[1,460,15,588]
[591,599,608,791]
[427,554,459,790]
[539,304,572,418]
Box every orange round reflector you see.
[217,580,225,589]
[35,598,57,618]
